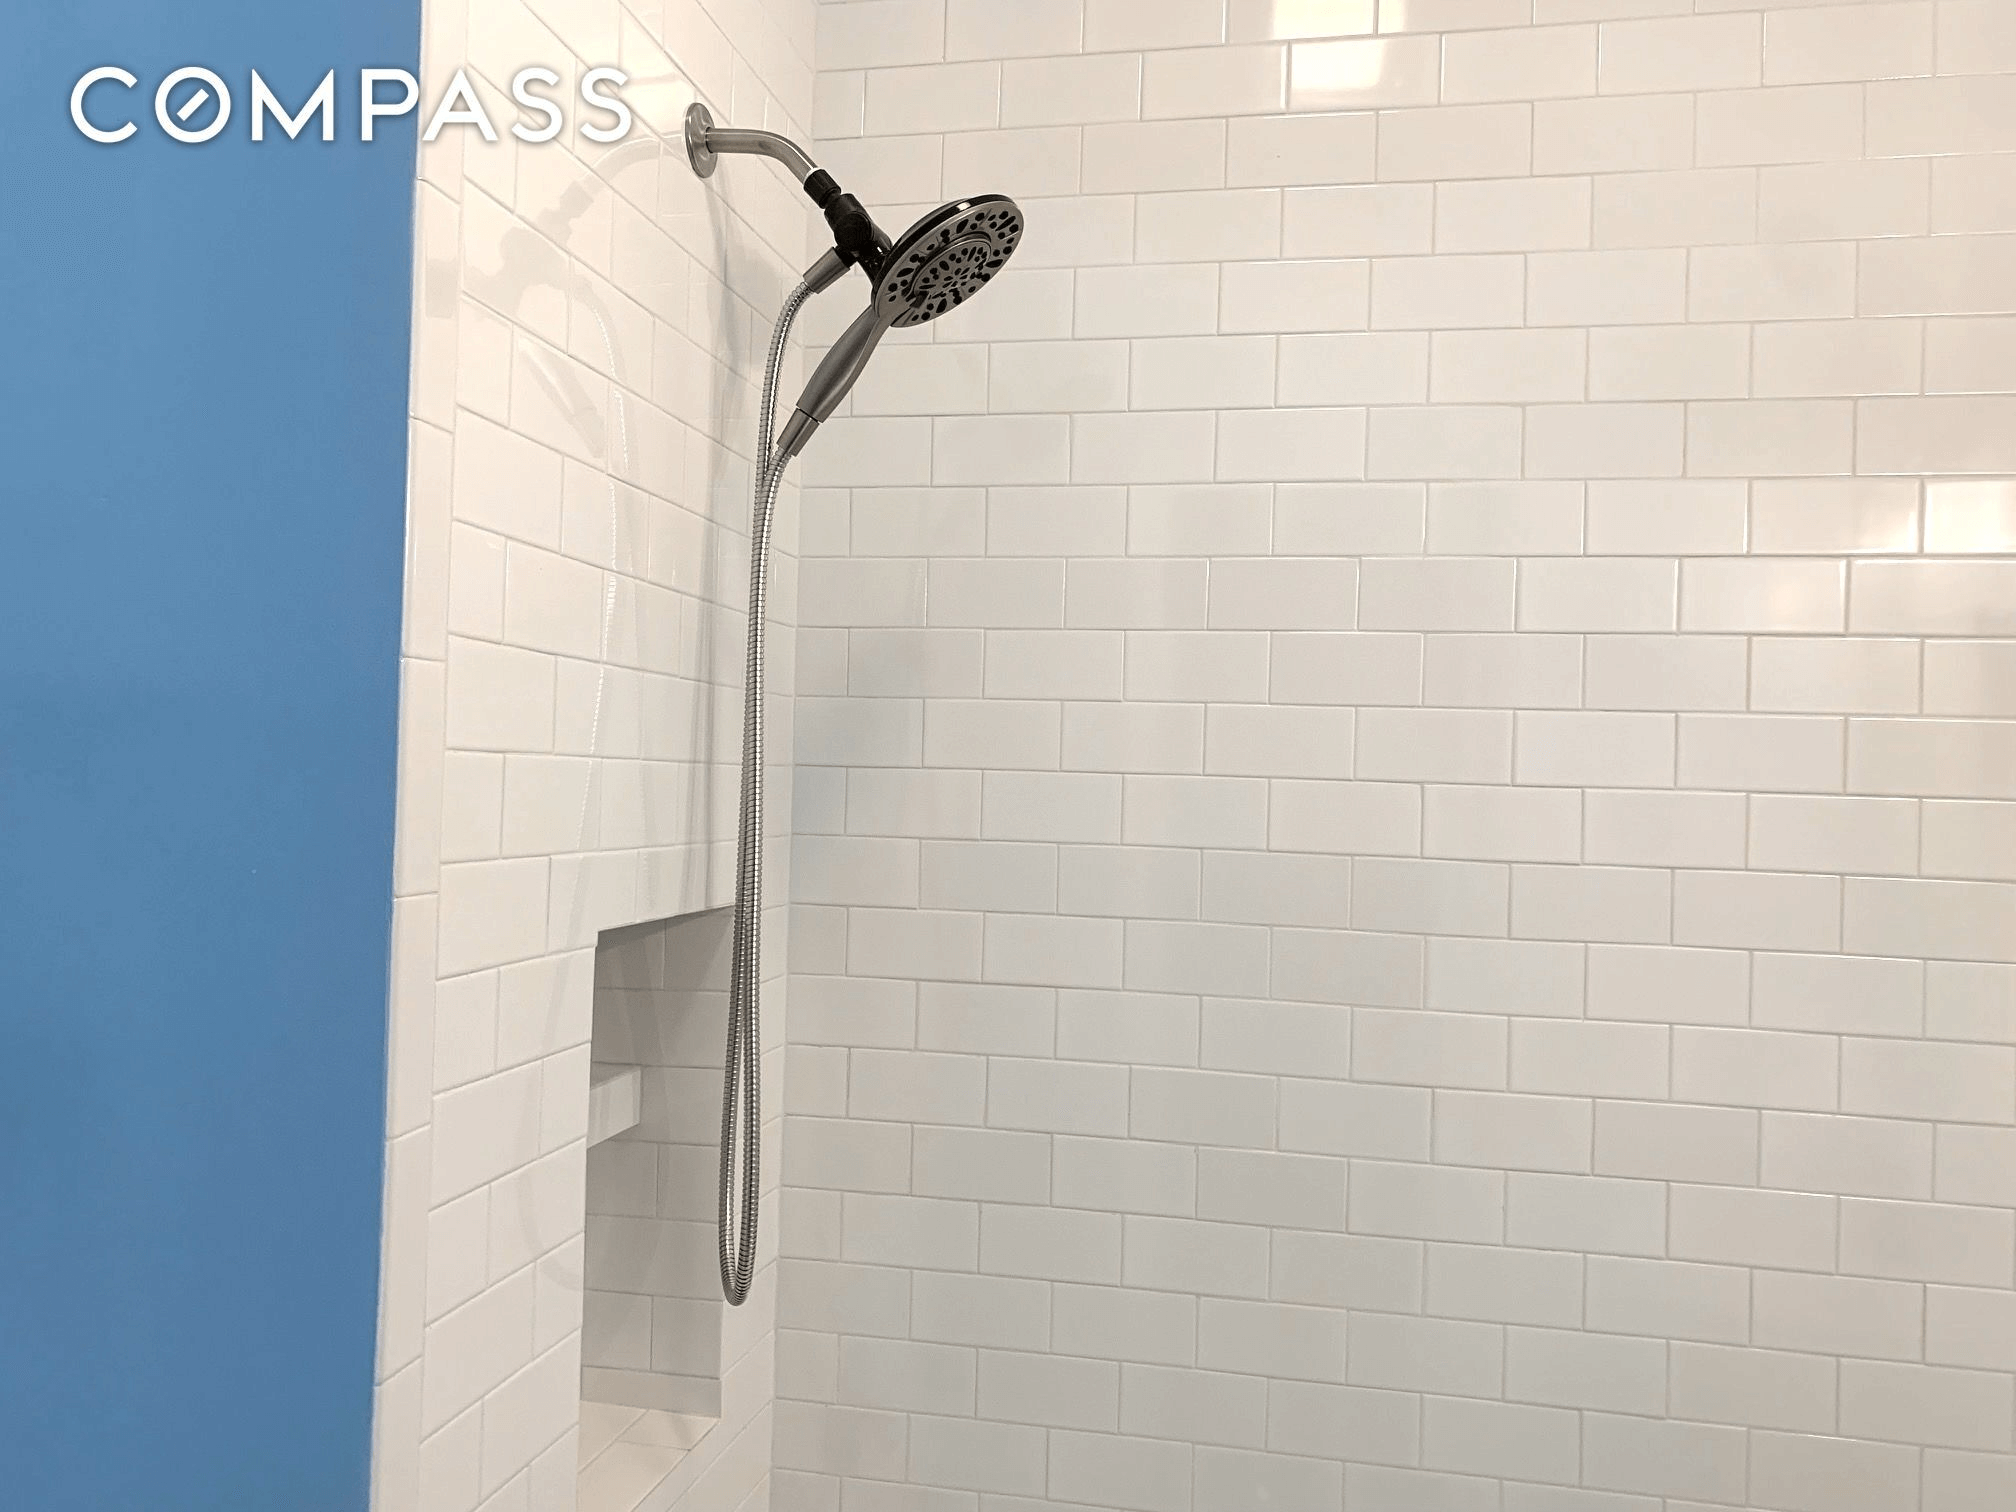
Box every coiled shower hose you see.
[719,278,817,1306]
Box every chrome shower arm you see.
[684,105,818,184]
[686,103,893,276]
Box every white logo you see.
[70,66,633,145]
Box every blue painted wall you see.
[1,5,419,1506]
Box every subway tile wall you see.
[375,0,817,1507]
[783,1,2016,1509]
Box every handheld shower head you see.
[689,104,1028,1306]
[775,194,1024,458]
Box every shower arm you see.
[684,103,892,279]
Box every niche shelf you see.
[578,911,734,1512]
[577,1404,715,1512]
[586,1064,642,1147]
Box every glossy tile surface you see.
[374,0,813,1508]
[781,2,2016,1510]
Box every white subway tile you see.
[1197,1297,1348,1383]
[1378,103,1534,181]
[1138,188,1284,262]
[1272,1229,1424,1313]
[1144,43,1288,119]
[1372,407,1525,481]
[1427,1242,1585,1328]
[1530,249,1687,326]
[1765,2,1934,86]
[1591,942,1749,1026]
[1763,158,1931,243]
[1926,1282,2016,1371]
[1698,83,1865,167]
[1844,1036,2015,1123]
[1054,1135,1197,1217]
[1536,93,1696,175]
[1266,1379,1421,1463]
[1375,253,1528,329]
[1206,704,1355,779]
[1754,951,1924,1037]
[1349,1158,1504,1243]
[1586,1255,1752,1346]
[1425,785,1582,865]
[1086,0,1226,51]
[1843,1358,2013,1451]
[1597,1101,1759,1191]
[1218,407,1368,482]
[1125,1213,1272,1297]
[1203,852,1356,929]
[1927,641,2016,725]
[1690,399,1856,478]
[1601,13,1761,95]
[1940,1125,2016,1210]
[1670,1183,1840,1273]
[1283,332,1431,405]
[1281,1077,1429,1161]
[1754,1269,1925,1361]
[977,1349,1120,1431]
[1360,557,1516,632]
[1229,0,1374,41]
[1675,869,1844,952]
[1222,257,1371,333]
[981,1204,1123,1284]
[1052,1283,1195,1365]
[1596,165,1759,249]
[1197,1148,1350,1230]
[1229,111,1376,187]
[1129,630,1272,702]
[908,1414,1047,1496]
[1433,330,1587,405]
[1513,863,1673,945]
[1840,1196,2016,1286]
[948,0,1086,61]
[1869,74,2016,157]
[1586,635,1749,713]
[1422,632,1583,709]
[1002,52,1144,126]
[1289,35,1441,110]
[1586,789,1747,870]
[1763,1111,1935,1200]
[817,2,947,70]
[1428,937,1586,1019]
[1444,24,1596,103]
[1590,323,1748,401]
[1679,714,1845,795]
[1271,629,1422,704]
[1437,177,1595,255]
[1348,1311,1505,1397]
[1508,1325,1669,1419]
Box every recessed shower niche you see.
[576,908,756,1512]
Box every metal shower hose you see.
[720,277,816,1305]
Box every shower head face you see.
[872,194,1024,328]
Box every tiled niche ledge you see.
[579,910,749,1512]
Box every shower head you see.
[682,105,1024,459]
[775,194,1024,459]
[871,195,1026,327]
